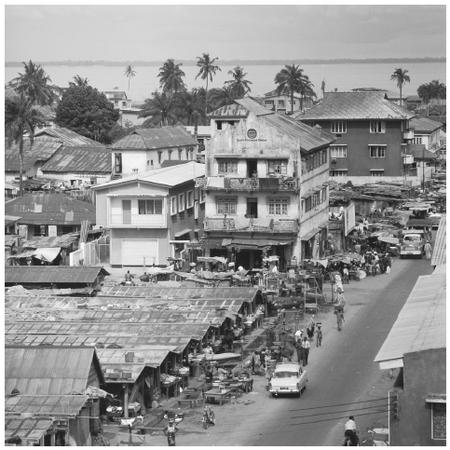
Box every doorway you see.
[246,159,258,177]
[235,249,263,269]
[246,198,258,218]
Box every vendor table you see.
[205,388,232,405]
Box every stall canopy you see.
[8,247,62,263]
[5,417,53,444]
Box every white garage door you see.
[121,240,158,266]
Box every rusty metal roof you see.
[6,395,89,417]
[297,91,415,121]
[111,126,197,150]
[5,192,95,225]
[35,126,100,147]
[40,145,111,173]
[5,266,109,286]
[431,215,446,267]
[5,417,53,443]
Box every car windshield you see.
[404,235,421,242]
[274,371,298,378]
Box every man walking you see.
[301,337,311,366]
[316,324,323,347]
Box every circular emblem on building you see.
[247,128,257,139]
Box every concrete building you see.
[410,116,446,152]
[93,161,205,266]
[262,88,315,115]
[296,91,416,185]
[103,88,145,127]
[110,127,199,177]
[203,97,334,268]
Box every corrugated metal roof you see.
[22,233,79,249]
[5,346,98,395]
[35,126,100,147]
[4,192,95,225]
[235,98,274,117]
[5,266,109,286]
[97,347,170,367]
[297,91,415,120]
[431,215,446,267]
[5,417,53,442]
[111,126,197,150]
[374,271,446,369]
[406,144,436,160]
[40,146,111,173]
[410,116,443,133]
[6,395,89,417]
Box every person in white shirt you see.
[344,416,358,444]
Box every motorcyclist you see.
[344,416,359,446]
[165,418,177,446]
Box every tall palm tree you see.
[70,75,89,87]
[139,91,177,127]
[5,93,45,196]
[225,66,252,98]
[298,76,316,111]
[274,64,310,114]
[158,59,185,94]
[175,88,205,125]
[195,53,221,116]
[124,65,136,92]
[9,60,55,106]
[391,68,410,106]
[208,86,236,110]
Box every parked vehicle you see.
[268,362,308,397]
[400,230,424,258]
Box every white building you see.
[410,116,446,152]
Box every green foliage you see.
[417,80,446,103]
[158,59,186,94]
[208,86,236,110]
[139,91,178,127]
[225,66,252,98]
[55,78,120,144]
[390,68,410,104]
[196,53,221,115]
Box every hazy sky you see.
[5,5,446,62]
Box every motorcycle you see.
[202,406,215,429]
[165,423,177,446]
[343,431,359,446]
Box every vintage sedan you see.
[268,363,308,397]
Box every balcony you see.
[206,177,298,192]
[403,130,414,140]
[204,217,298,233]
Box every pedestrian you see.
[301,337,311,366]
[294,328,303,344]
[295,338,303,365]
[424,241,433,260]
[306,324,314,341]
[316,324,323,347]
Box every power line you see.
[290,409,388,427]
[291,402,388,420]
[287,396,387,412]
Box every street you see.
[143,257,433,446]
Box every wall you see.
[391,348,446,446]
[330,172,432,186]
[41,171,110,187]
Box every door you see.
[121,240,158,266]
[246,159,258,177]
[122,200,131,224]
[246,198,258,218]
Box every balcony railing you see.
[204,217,298,233]
[206,177,298,192]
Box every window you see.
[277,100,285,108]
[178,193,185,212]
[320,187,327,203]
[331,121,347,134]
[138,199,163,215]
[330,170,348,177]
[170,196,177,215]
[218,159,238,174]
[431,403,446,440]
[369,120,385,133]
[168,150,172,161]
[369,145,386,158]
[186,191,194,209]
[370,169,385,177]
[199,188,206,204]
[414,136,423,145]
[216,197,237,215]
[268,198,289,215]
[114,153,122,173]
[122,101,127,107]
[158,151,162,164]
[267,159,288,175]
[321,149,328,164]
[216,121,222,130]
[330,145,348,159]
[178,149,183,160]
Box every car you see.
[400,231,424,258]
[268,362,308,397]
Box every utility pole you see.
[422,146,425,191]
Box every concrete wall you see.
[391,348,446,446]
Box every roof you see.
[264,88,302,99]
[35,126,100,147]
[97,347,171,368]
[22,232,80,249]
[111,126,197,150]
[92,161,205,190]
[209,103,249,119]
[297,91,415,121]
[4,192,96,225]
[160,160,191,168]
[410,116,443,134]
[5,346,101,395]
[5,266,109,286]
[40,145,111,173]
[5,417,53,443]
[374,271,446,369]
[431,215,446,266]
[6,394,89,417]
[406,144,436,160]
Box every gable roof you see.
[5,192,96,225]
[40,145,111,173]
[35,126,100,147]
[410,116,443,133]
[406,144,436,160]
[5,346,103,395]
[296,91,415,121]
[93,161,205,190]
[5,417,54,443]
[111,126,197,150]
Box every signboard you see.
[344,202,356,236]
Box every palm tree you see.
[139,91,177,127]
[5,92,45,195]
[274,64,310,114]
[174,88,206,125]
[158,59,185,94]
[298,76,316,111]
[9,60,55,106]
[391,68,410,106]
[124,65,136,92]
[70,75,89,87]
[195,53,221,116]
[208,86,236,110]
[225,66,252,98]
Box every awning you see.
[222,238,292,249]
[378,236,400,245]
[426,394,446,404]
[174,228,192,238]
[8,247,61,263]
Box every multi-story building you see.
[102,88,145,127]
[93,161,205,266]
[410,116,445,152]
[202,97,334,268]
[110,127,199,177]
[296,91,415,184]
[262,89,314,115]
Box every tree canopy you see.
[196,53,221,116]
[55,78,119,144]
[417,80,446,103]
[158,59,186,94]
[390,68,410,105]
[139,91,178,127]
[225,66,252,98]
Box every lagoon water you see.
[5,61,445,104]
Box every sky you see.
[5,4,446,62]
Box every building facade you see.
[202,98,334,268]
[262,89,315,115]
[93,162,205,266]
[410,116,446,151]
